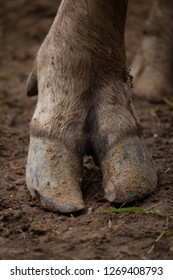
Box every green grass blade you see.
[103,207,145,213]
[162,231,173,235]
[102,207,165,216]
[143,210,165,217]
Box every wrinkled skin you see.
[25,0,173,213]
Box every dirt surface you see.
[1,0,173,260]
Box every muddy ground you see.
[0,0,173,260]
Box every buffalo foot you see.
[101,137,157,203]
[130,0,173,103]
[26,136,84,213]
[131,35,173,103]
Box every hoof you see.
[101,137,157,203]
[26,137,84,213]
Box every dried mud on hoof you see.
[26,137,84,213]
[101,137,157,203]
[26,135,157,212]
